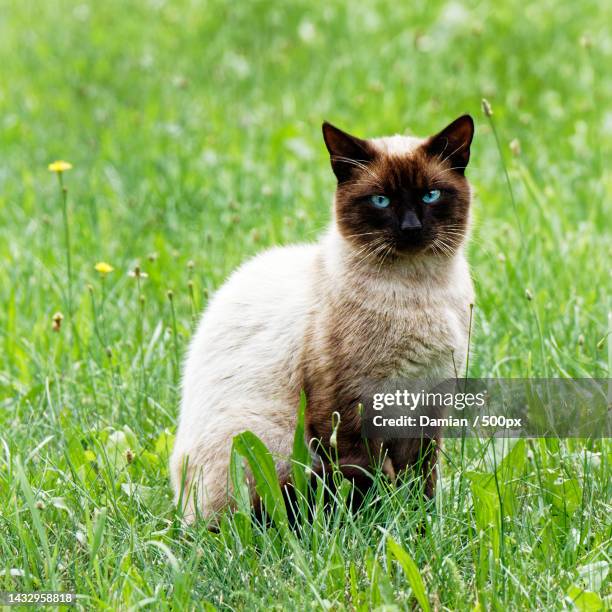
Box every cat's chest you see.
[392,306,464,375]
[342,294,467,377]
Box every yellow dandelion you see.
[95,262,114,276]
[48,160,73,173]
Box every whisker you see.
[375,243,395,275]
[330,156,384,188]
[427,165,482,185]
[343,231,380,240]
[438,142,468,168]
[351,238,390,270]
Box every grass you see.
[0,0,611,608]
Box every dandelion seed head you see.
[129,266,148,279]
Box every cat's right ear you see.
[424,115,474,174]
[322,122,374,183]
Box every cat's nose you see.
[400,210,422,231]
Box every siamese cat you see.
[171,114,475,522]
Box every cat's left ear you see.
[424,115,474,174]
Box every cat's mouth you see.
[346,230,463,264]
[390,230,463,258]
[392,230,432,253]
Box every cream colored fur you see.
[170,135,474,523]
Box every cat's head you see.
[322,115,474,260]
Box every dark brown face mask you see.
[322,115,474,258]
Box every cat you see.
[171,114,475,523]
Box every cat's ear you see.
[424,115,474,174]
[322,121,374,183]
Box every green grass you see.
[1,0,611,609]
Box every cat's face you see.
[322,115,474,259]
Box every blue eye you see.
[370,194,390,208]
[422,189,441,204]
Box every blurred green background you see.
[1,0,610,383]
[0,0,610,608]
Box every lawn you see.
[0,0,610,609]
